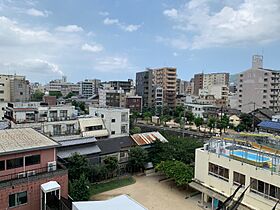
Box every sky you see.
[1,0,280,84]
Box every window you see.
[25,155,40,166]
[111,119,116,123]
[121,125,127,134]
[49,111,58,119]
[85,125,102,131]
[250,178,280,201]
[208,162,229,181]
[0,160,4,171]
[9,191,27,207]
[53,125,61,135]
[60,110,67,117]
[101,114,104,118]
[111,131,115,135]
[7,157,23,169]
[66,124,75,134]
[0,90,4,94]
[233,171,245,186]
[20,92,23,95]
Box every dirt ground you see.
[91,174,204,210]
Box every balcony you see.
[0,162,67,188]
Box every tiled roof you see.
[97,136,135,155]
[131,131,168,146]
[0,128,59,156]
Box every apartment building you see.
[0,74,30,102]
[89,107,129,137]
[98,88,126,108]
[191,138,280,210]
[125,95,142,112]
[0,128,68,210]
[237,56,280,113]
[193,73,229,98]
[46,76,79,97]
[136,67,177,109]
[101,79,134,93]
[78,79,101,98]
[185,103,218,120]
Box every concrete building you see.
[0,74,30,102]
[136,67,177,109]
[98,88,126,108]
[46,76,79,97]
[237,56,280,113]
[89,107,129,137]
[185,103,217,120]
[191,138,280,210]
[0,128,68,210]
[79,79,100,98]
[125,95,142,112]
[101,79,134,93]
[193,73,229,97]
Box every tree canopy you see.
[70,173,90,201]
[128,146,148,172]
[156,160,194,186]
[31,90,44,101]
[67,152,90,181]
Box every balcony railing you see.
[0,162,66,184]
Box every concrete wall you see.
[195,148,280,210]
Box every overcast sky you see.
[1,0,280,84]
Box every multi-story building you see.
[193,73,229,97]
[185,103,218,120]
[191,138,280,210]
[79,79,101,98]
[101,79,134,93]
[46,76,79,97]
[125,95,142,113]
[136,67,177,109]
[89,107,129,137]
[98,88,126,108]
[0,74,30,102]
[237,55,280,113]
[0,128,68,210]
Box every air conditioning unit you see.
[48,161,57,172]
[27,171,36,177]
[17,172,26,179]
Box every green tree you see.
[128,146,148,172]
[160,115,171,126]
[174,105,185,118]
[104,156,118,177]
[185,111,194,124]
[156,160,194,186]
[240,113,253,131]
[68,153,90,181]
[130,126,141,134]
[221,115,230,133]
[49,91,63,98]
[143,111,152,123]
[70,174,90,201]
[194,117,203,131]
[31,90,44,101]
[65,92,77,99]
[207,117,216,133]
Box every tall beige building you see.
[237,55,280,113]
[0,74,30,102]
[136,67,177,110]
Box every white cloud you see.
[103,17,141,32]
[103,17,119,25]
[26,8,49,17]
[163,0,280,49]
[95,56,130,72]
[99,11,109,16]
[156,35,189,50]
[55,25,84,32]
[163,8,178,18]
[1,59,63,76]
[81,43,103,53]
[121,24,141,32]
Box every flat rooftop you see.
[0,128,60,156]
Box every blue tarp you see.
[258,121,280,131]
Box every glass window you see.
[25,155,40,166]
[111,119,116,123]
[0,160,4,171]
[9,191,27,207]
[7,157,23,169]
[233,171,245,186]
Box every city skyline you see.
[1,0,280,83]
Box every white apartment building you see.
[46,76,79,96]
[185,103,217,120]
[79,79,100,98]
[199,85,229,101]
[191,139,280,210]
[89,107,129,137]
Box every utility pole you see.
[252,102,256,132]
[220,106,223,136]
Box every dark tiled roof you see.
[58,136,97,147]
[258,121,280,131]
[96,136,136,155]
[251,108,275,120]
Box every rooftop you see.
[0,128,59,156]
[72,195,148,210]
[97,136,135,155]
[131,131,168,146]
[258,121,280,131]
